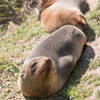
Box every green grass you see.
[0,1,100,100]
[0,13,47,100]
[84,0,100,41]
[89,58,100,69]
[95,90,100,98]
[68,85,93,100]
[0,14,47,71]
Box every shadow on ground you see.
[83,24,96,42]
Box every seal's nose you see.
[46,59,52,64]
[37,58,52,73]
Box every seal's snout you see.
[44,58,52,68]
[46,59,52,64]
[36,57,52,74]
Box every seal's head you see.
[18,57,56,97]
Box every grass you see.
[0,1,100,100]
[88,58,100,70]
[96,89,100,98]
[0,13,47,100]
[0,14,47,71]
[84,0,100,41]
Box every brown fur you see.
[41,0,57,9]
[41,8,86,32]
[39,0,87,33]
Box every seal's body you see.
[40,0,88,32]
[18,25,86,97]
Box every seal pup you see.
[18,25,86,97]
[39,0,89,33]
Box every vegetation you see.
[0,0,38,32]
[0,0,100,100]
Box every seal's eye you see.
[31,62,37,72]
[20,71,25,78]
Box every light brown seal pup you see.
[39,0,89,33]
[18,25,86,97]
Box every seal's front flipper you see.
[58,55,75,79]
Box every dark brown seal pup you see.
[18,25,86,97]
[39,0,88,33]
